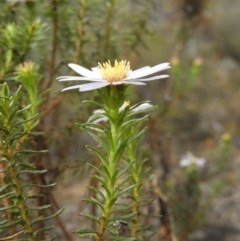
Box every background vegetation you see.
[0,0,240,241]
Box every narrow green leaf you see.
[91,174,106,186]
[117,161,134,180]
[103,128,114,151]
[0,220,7,225]
[115,185,135,199]
[113,138,129,163]
[80,213,99,223]
[0,125,9,134]
[116,176,131,191]
[17,169,47,176]
[86,128,104,144]
[86,145,108,166]
[75,228,98,234]
[32,208,64,224]
[108,196,117,207]
[10,131,29,145]
[10,85,21,107]
[21,182,56,190]
[15,149,48,155]
[0,105,7,117]
[2,83,10,97]
[16,162,35,169]
[0,191,15,199]
[106,225,118,235]
[82,197,104,211]
[110,205,132,214]
[101,162,112,180]
[139,198,154,207]
[26,204,51,211]
[109,168,118,187]
[24,194,46,201]
[17,104,32,114]
[0,219,23,228]
[128,127,148,144]
[82,99,104,109]
[0,205,19,211]
[87,162,103,176]
[138,223,153,230]
[78,233,98,238]
[8,107,18,123]
[13,113,39,127]
[109,212,137,221]
[0,183,11,192]
[76,122,104,133]
[85,185,106,200]
[34,225,54,236]
[121,115,149,133]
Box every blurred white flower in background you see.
[179,152,206,168]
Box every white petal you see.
[57,76,102,81]
[91,67,102,78]
[179,159,191,167]
[79,82,109,91]
[133,103,153,112]
[130,66,151,74]
[61,85,84,92]
[123,81,146,85]
[138,75,169,81]
[68,63,99,78]
[93,116,109,123]
[196,158,206,167]
[111,81,125,85]
[126,63,170,79]
[93,109,105,114]
[111,81,146,85]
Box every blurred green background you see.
[0,0,240,241]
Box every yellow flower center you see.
[98,60,130,83]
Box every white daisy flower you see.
[179,152,206,168]
[57,60,170,92]
[93,101,153,123]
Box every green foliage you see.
[0,18,46,80]
[123,106,156,241]
[0,1,233,241]
[75,91,159,241]
[171,56,203,95]
[0,68,62,240]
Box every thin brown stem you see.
[74,0,87,64]
[152,180,178,241]
[0,230,27,241]
[0,162,17,235]
[103,0,115,61]
[8,162,36,241]
[46,0,58,90]
[49,192,73,241]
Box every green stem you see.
[125,126,144,239]
[7,157,36,241]
[97,88,123,241]
[128,152,141,238]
